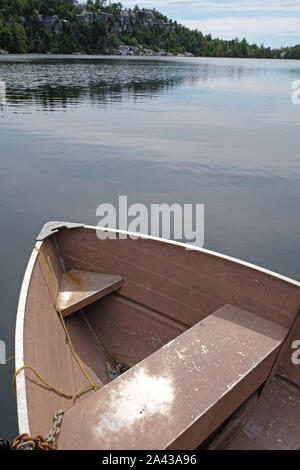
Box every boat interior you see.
[18,224,300,449]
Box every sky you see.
[121,0,300,48]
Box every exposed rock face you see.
[31,8,192,56]
[37,14,68,37]
[39,9,172,36]
[76,11,94,24]
[98,12,114,24]
[112,10,173,34]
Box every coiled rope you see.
[13,245,102,401]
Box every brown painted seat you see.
[56,269,123,317]
[57,304,288,450]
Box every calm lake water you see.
[0,54,299,438]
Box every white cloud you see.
[123,0,300,14]
[182,16,300,39]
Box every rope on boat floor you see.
[8,245,131,449]
[12,246,102,401]
[12,246,131,400]
[0,410,64,451]
[32,245,101,394]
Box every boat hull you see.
[15,223,300,449]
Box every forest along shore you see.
[0,0,299,58]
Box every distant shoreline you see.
[0,53,298,62]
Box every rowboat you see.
[15,221,300,450]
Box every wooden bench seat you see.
[57,304,288,449]
[56,269,123,317]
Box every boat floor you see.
[205,375,300,450]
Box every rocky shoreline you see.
[115,44,194,57]
[69,44,194,57]
[0,44,194,58]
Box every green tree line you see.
[0,0,299,58]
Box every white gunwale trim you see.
[15,240,42,434]
[85,224,300,287]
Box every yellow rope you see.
[13,365,93,400]
[35,246,99,392]
[4,355,15,363]
[13,245,101,400]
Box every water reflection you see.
[6,80,186,110]
[2,56,299,111]
[1,57,203,110]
